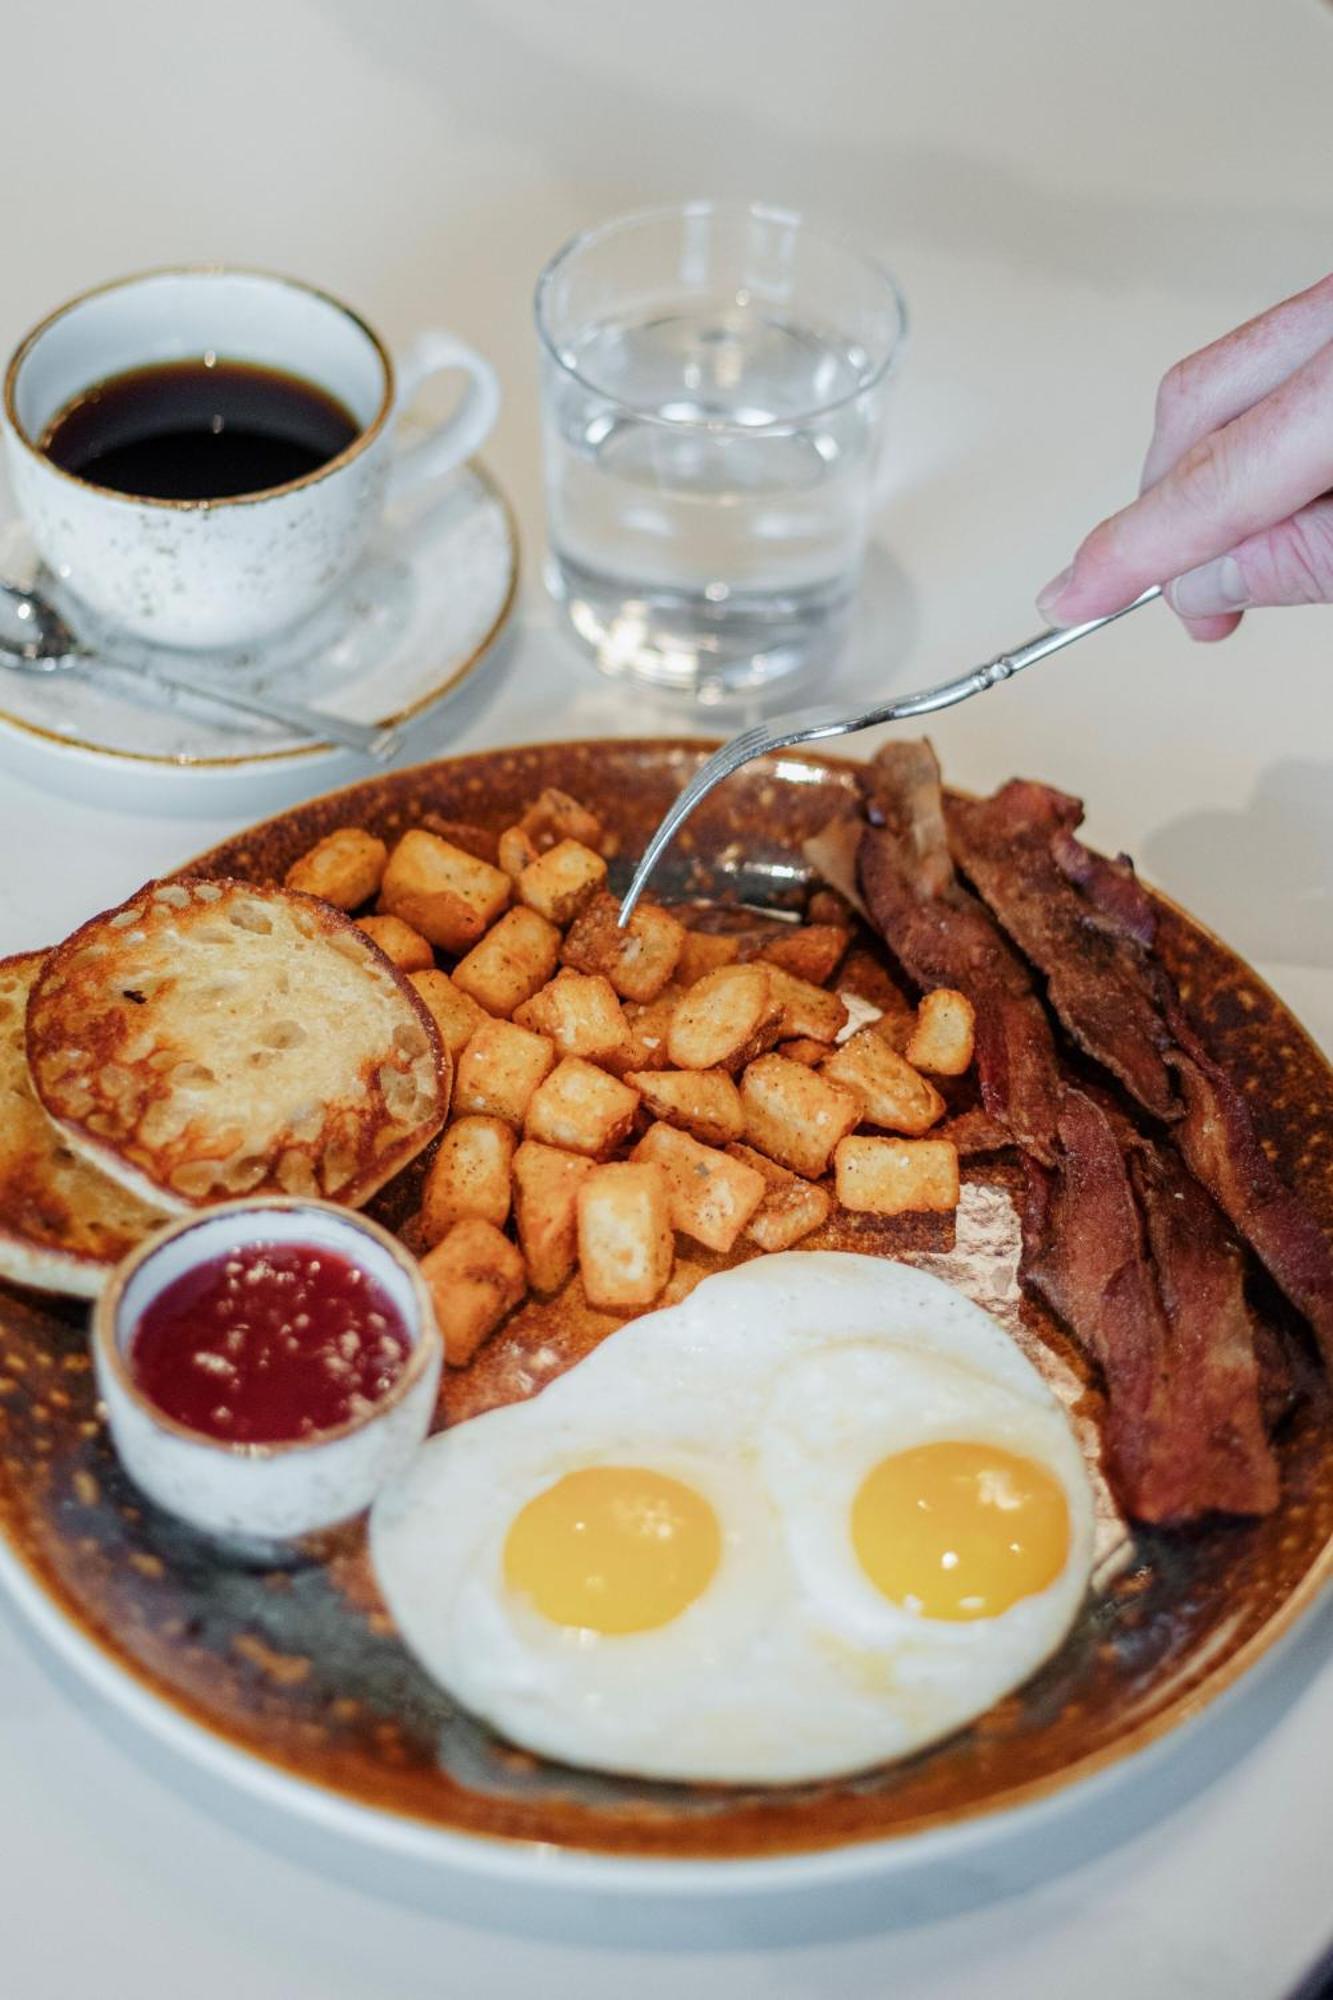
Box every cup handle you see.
[386,331,501,503]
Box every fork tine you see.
[617,723,797,925]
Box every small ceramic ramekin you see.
[93,1198,442,1545]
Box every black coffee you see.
[39,358,361,501]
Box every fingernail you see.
[1167,554,1250,619]
[1037,565,1074,621]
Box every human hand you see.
[1037,272,1333,641]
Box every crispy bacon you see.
[852,741,1283,1521]
[945,783,1178,1121]
[949,775,1333,1365]
[1023,1090,1277,1520]
[858,745,1062,1163]
[1049,826,1158,949]
[937,1106,1013,1157]
[1164,998,1333,1371]
[1127,1141,1279,1517]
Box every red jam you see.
[129,1240,410,1446]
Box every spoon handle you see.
[105,655,401,761]
[0,580,399,761]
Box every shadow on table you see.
[8,1578,1333,1955]
[1141,759,1333,972]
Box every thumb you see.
[1166,496,1333,619]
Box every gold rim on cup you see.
[3,263,397,513]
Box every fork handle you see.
[893,584,1163,720]
[989,584,1162,677]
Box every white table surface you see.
[2,0,1332,1992]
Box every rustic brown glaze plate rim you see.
[0,736,1329,1891]
[0,1485,1326,1896]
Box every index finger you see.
[1041,337,1333,624]
[1140,272,1333,492]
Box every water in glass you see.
[543,302,881,697]
[538,204,904,698]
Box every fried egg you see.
[369,1253,1095,1784]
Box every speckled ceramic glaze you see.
[0,741,1329,1876]
[1,268,499,649]
[93,1202,442,1544]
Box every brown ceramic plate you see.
[0,738,1330,1887]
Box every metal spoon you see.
[0,581,402,761]
[617,586,1162,925]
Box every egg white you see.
[760,1341,1095,1734]
[370,1253,1096,1784]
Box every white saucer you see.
[0,460,518,809]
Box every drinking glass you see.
[534,200,906,700]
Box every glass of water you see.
[534,199,906,700]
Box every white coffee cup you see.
[1,266,500,650]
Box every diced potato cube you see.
[451,906,561,1019]
[821,1029,946,1135]
[807,887,856,928]
[870,1005,916,1054]
[601,988,682,1075]
[577,1163,674,1308]
[777,1037,829,1068]
[726,1142,832,1251]
[380,829,511,954]
[631,1122,766,1253]
[419,1218,526,1365]
[513,971,630,1064]
[418,815,502,867]
[525,1057,640,1158]
[625,1068,744,1146]
[666,964,782,1073]
[834,1136,960,1216]
[561,892,686,1003]
[520,786,606,855]
[406,969,487,1061]
[675,931,741,987]
[420,1115,515,1242]
[739,1054,860,1178]
[285,827,387,910]
[454,1019,556,1125]
[356,913,435,972]
[759,924,849,986]
[498,825,541,879]
[764,965,848,1044]
[512,1140,597,1294]
[905,988,977,1077]
[516,838,608,927]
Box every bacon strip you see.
[1164,999,1333,1372]
[945,782,1178,1121]
[858,745,1062,1163]
[1023,1090,1277,1520]
[1127,1140,1279,1517]
[1049,826,1158,949]
[951,775,1333,1366]
[854,742,1280,1520]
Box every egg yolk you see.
[852,1441,1070,1621]
[503,1466,721,1635]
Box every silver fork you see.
[616,586,1161,924]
